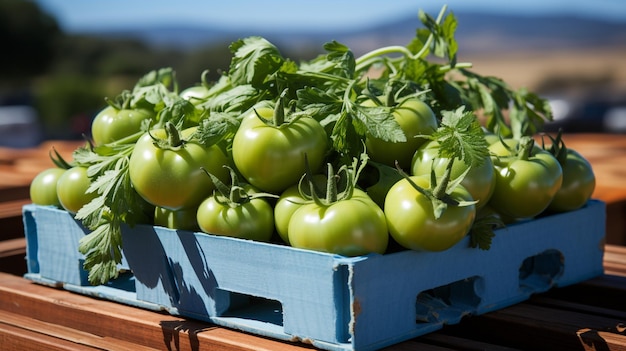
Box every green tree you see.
[0,0,62,85]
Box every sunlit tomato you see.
[365,98,438,170]
[232,107,328,193]
[56,166,98,213]
[384,174,476,252]
[180,86,211,105]
[489,138,563,219]
[288,190,388,256]
[411,140,495,209]
[29,167,66,206]
[547,147,596,212]
[91,105,154,145]
[129,126,229,210]
[180,70,212,106]
[196,191,275,242]
[273,175,327,245]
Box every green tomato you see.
[91,105,154,145]
[56,166,98,213]
[547,148,596,212]
[489,138,563,219]
[287,192,388,256]
[411,140,495,209]
[482,129,502,145]
[232,107,328,193]
[274,175,327,245]
[359,161,404,210]
[129,126,230,210]
[365,98,438,170]
[154,206,200,231]
[196,195,274,242]
[29,167,66,206]
[384,175,476,252]
[180,85,211,105]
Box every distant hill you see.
[83,11,626,56]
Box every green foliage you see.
[0,0,62,82]
[34,74,106,139]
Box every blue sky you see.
[35,0,626,32]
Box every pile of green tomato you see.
[29,93,596,257]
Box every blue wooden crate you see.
[22,200,606,351]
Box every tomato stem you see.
[543,129,568,166]
[49,146,74,169]
[273,89,287,126]
[354,4,448,72]
[200,69,210,89]
[325,163,338,204]
[432,158,454,199]
[518,136,534,161]
[166,122,184,148]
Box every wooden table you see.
[1,259,626,351]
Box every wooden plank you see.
[441,302,626,351]
[379,338,459,350]
[0,322,99,351]
[0,237,26,258]
[0,310,158,351]
[531,275,626,315]
[0,198,30,219]
[0,184,29,202]
[0,273,317,351]
[0,238,27,275]
[576,329,626,351]
[529,296,626,320]
[604,245,626,276]
[418,333,523,351]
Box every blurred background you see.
[1,0,625,147]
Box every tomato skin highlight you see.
[488,139,563,219]
[180,86,210,105]
[411,140,495,209]
[91,106,154,145]
[30,167,66,207]
[232,108,328,194]
[56,166,98,213]
[547,148,595,212]
[274,184,304,245]
[288,192,388,256]
[196,196,274,242]
[129,127,229,211]
[384,175,476,252]
[365,98,438,170]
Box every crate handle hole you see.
[519,249,564,292]
[415,276,482,324]
[217,290,284,327]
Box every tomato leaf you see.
[469,211,504,250]
[156,96,197,128]
[72,134,146,285]
[431,106,489,168]
[194,112,240,147]
[353,104,406,143]
[296,86,343,122]
[134,67,175,90]
[199,84,264,113]
[79,220,123,285]
[228,36,284,87]
[418,9,458,64]
[322,41,355,79]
